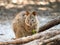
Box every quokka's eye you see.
[23,14,25,16]
[22,13,26,16]
[32,20,34,21]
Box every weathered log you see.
[38,17,60,32]
[39,34,60,45]
[0,29,60,45]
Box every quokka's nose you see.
[30,23,32,26]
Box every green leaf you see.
[32,30,36,34]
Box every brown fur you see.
[12,11,39,38]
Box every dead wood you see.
[39,34,60,45]
[38,17,60,32]
[0,29,60,45]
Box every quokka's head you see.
[25,11,38,27]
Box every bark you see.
[39,34,60,45]
[38,17,60,32]
[0,29,60,45]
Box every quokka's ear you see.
[25,11,30,16]
[32,11,37,16]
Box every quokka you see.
[12,11,39,38]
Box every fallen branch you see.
[39,34,60,45]
[38,17,60,32]
[0,29,60,45]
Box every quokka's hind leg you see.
[15,27,26,38]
